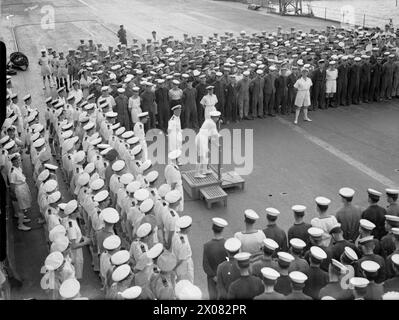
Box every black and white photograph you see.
[1,0,399,307]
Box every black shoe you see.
[268,114,276,117]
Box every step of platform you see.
[199,185,228,209]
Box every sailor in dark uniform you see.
[202,217,228,300]
[385,188,399,217]
[357,236,386,283]
[360,260,384,300]
[335,187,361,242]
[303,246,329,299]
[361,188,387,240]
[227,252,264,300]
[251,238,279,278]
[383,254,399,292]
[287,205,311,247]
[216,238,241,300]
[286,271,312,300]
[350,277,369,300]
[288,238,310,275]
[263,207,288,252]
[274,252,294,296]
[329,222,357,261]
[385,228,399,279]
[254,267,285,300]
[380,215,399,258]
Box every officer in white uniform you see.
[168,105,183,156]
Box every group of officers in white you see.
[2,74,224,300]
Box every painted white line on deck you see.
[77,0,97,12]
[277,116,398,187]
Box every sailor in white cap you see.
[293,66,312,124]
[385,188,399,217]
[171,215,194,283]
[363,188,387,239]
[64,199,91,279]
[251,238,279,279]
[100,234,121,290]
[200,85,218,120]
[350,277,369,300]
[96,207,119,255]
[359,260,383,300]
[149,250,177,300]
[38,48,54,89]
[357,235,386,283]
[98,85,116,111]
[129,222,152,268]
[355,219,382,257]
[288,205,311,245]
[254,267,285,300]
[303,227,332,272]
[319,259,353,300]
[234,209,266,254]
[41,251,65,299]
[215,237,242,299]
[227,252,264,299]
[168,104,183,158]
[311,196,337,247]
[9,153,32,231]
[264,207,288,252]
[288,238,310,275]
[134,112,149,161]
[301,246,329,299]
[383,254,399,292]
[107,264,134,300]
[202,217,228,299]
[273,251,295,296]
[285,271,312,300]
[380,215,399,259]
[194,110,221,178]
[336,187,362,242]
[164,149,184,212]
[109,160,126,205]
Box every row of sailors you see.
[40,203,198,299]
[202,215,399,300]
[15,87,197,298]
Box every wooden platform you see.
[199,185,228,209]
[182,170,220,200]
